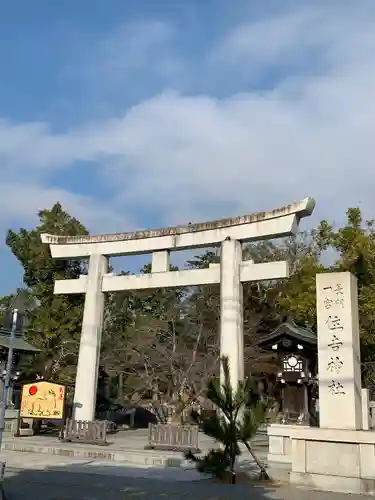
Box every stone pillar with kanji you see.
[316,272,362,430]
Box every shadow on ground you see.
[2,463,373,500]
[2,465,274,500]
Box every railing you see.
[61,419,108,445]
[146,423,200,452]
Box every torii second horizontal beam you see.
[54,260,289,294]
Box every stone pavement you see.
[0,429,270,486]
[3,462,374,500]
[1,449,202,479]
[1,429,269,468]
[0,438,372,499]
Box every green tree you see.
[6,203,88,383]
[317,208,375,363]
[244,232,326,331]
[0,293,16,327]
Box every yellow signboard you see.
[20,381,65,419]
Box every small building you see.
[0,327,40,408]
[258,321,318,425]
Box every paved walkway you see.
[3,463,373,500]
[2,449,202,479]
[1,429,269,468]
[0,434,371,499]
[3,428,269,451]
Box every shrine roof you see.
[0,329,40,352]
[258,322,317,347]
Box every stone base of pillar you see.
[289,427,375,495]
[267,423,304,465]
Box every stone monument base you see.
[289,427,375,495]
[267,423,303,465]
[4,409,20,435]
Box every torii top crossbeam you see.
[41,197,315,258]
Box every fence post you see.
[62,419,108,445]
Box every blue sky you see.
[1,0,375,294]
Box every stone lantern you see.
[258,320,318,425]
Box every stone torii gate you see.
[41,197,315,421]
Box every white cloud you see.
[211,8,319,66]
[0,181,132,234]
[1,1,375,241]
[210,2,375,94]
[61,19,185,98]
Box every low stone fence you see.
[61,419,108,445]
[146,423,200,452]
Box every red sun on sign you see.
[29,385,38,396]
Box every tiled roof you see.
[258,322,317,347]
[0,329,40,352]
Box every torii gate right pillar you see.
[220,238,244,390]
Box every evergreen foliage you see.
[186,356,269,483]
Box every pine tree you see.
[186,356,269,483]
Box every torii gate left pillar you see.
[74,253,108,420]
[41,197,315,421]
